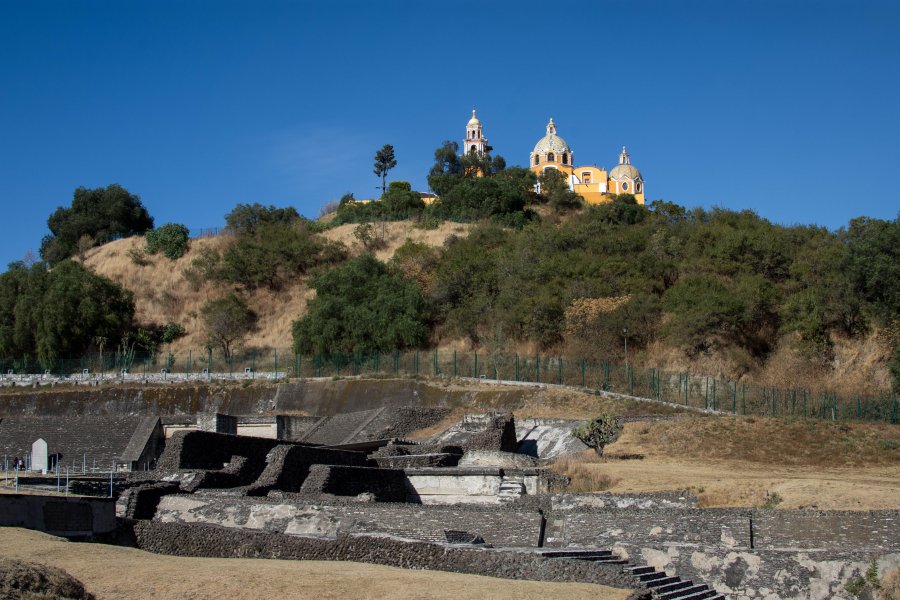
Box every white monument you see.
[31,438,48,473]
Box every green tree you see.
[538,168,582,212]
[145,223,190,260]
[201,293,257,359]
[40,184,154,264]
[218,222,347,290]
[427,141,463,196]
[34,261,136,365]
[224,203,301,235]
[572,415,622,456]
[374,144,397,195]
[292,254,430,354]
[381,181,425,217]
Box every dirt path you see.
[0,528,631,600]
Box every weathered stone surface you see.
[130,520,639,590]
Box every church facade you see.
[465,110,645,205]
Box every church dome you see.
[609,146,641,180]
[609,163,641,180]
[532,117,571,155]
[467,109,481,126]
[533,134,571,155]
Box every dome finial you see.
[546,117,557,136]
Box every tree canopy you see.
[0,260,135,366]
[292,254,430,354]
[40,184,154,264]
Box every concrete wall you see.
[0,494,116,536]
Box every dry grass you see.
[549,418,900,510]
[611,415,900,467]
[882,566,900,600]
[317,220,472,262]
[0,528,631,600]
[552,451,619,492]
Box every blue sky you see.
[1,0,898,269]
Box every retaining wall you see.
[152,493,545,547]
[0,494,116,536]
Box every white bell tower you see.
[464,108,487,156]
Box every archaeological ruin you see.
[0,378,897,600]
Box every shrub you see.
[145,223,190,260]
[160,322,186,344]
[571,415,622,456]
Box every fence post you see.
[433,349,438,376]
[704,378,709,409]
[453,350,457,377]
[187,350,192,377]
[515,354,519,382]
[274,350,278,379]
[394,350,399,374]
[711,379,717,410]
[207,350,212,381]
[474,352,478,378]
[557,357,562,385]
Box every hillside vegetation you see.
[2,181,898,396]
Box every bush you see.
[571,415,622,456]
[201,293,257,358]
[145,223,190,260]
[160,322,186,344]
[292,254,430,354]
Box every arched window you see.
[636,182,642,193]
[562,153,568,165]
[547,152,555,162]
[622,182,629,191]
[534,155,540,166]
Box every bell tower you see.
[464,108,487,156]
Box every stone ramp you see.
[515,418,588,458]
[0,415,153,469]
[299,408,384,445]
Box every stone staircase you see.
[541,551,728,599]
[497,475,525,503]
[622,565,727,599]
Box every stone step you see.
[638,571,668,582]
[671,591,717,600]
[654,580,694,595]
[645,576,681,588]
[624,565,657,575]
[538,550,614,559]
[658,584,711,600]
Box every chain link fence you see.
[1,349,896,423]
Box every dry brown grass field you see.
[0,528,631,600]
[549,415,900,510]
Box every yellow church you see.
[465,110,645,205]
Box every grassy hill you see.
[78,208,895,396]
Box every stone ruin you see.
[5,402,898,599]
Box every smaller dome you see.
[467,109,480,126]
[609,163,641,180]
[609,146,641,180]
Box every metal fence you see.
[1,349,897,424]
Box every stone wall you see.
[616,544,900,600]
[246,444,369,496]
[131,520,638,590]
[299,465,407,502]
[152,493,545,547]
[0,494,116,536]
